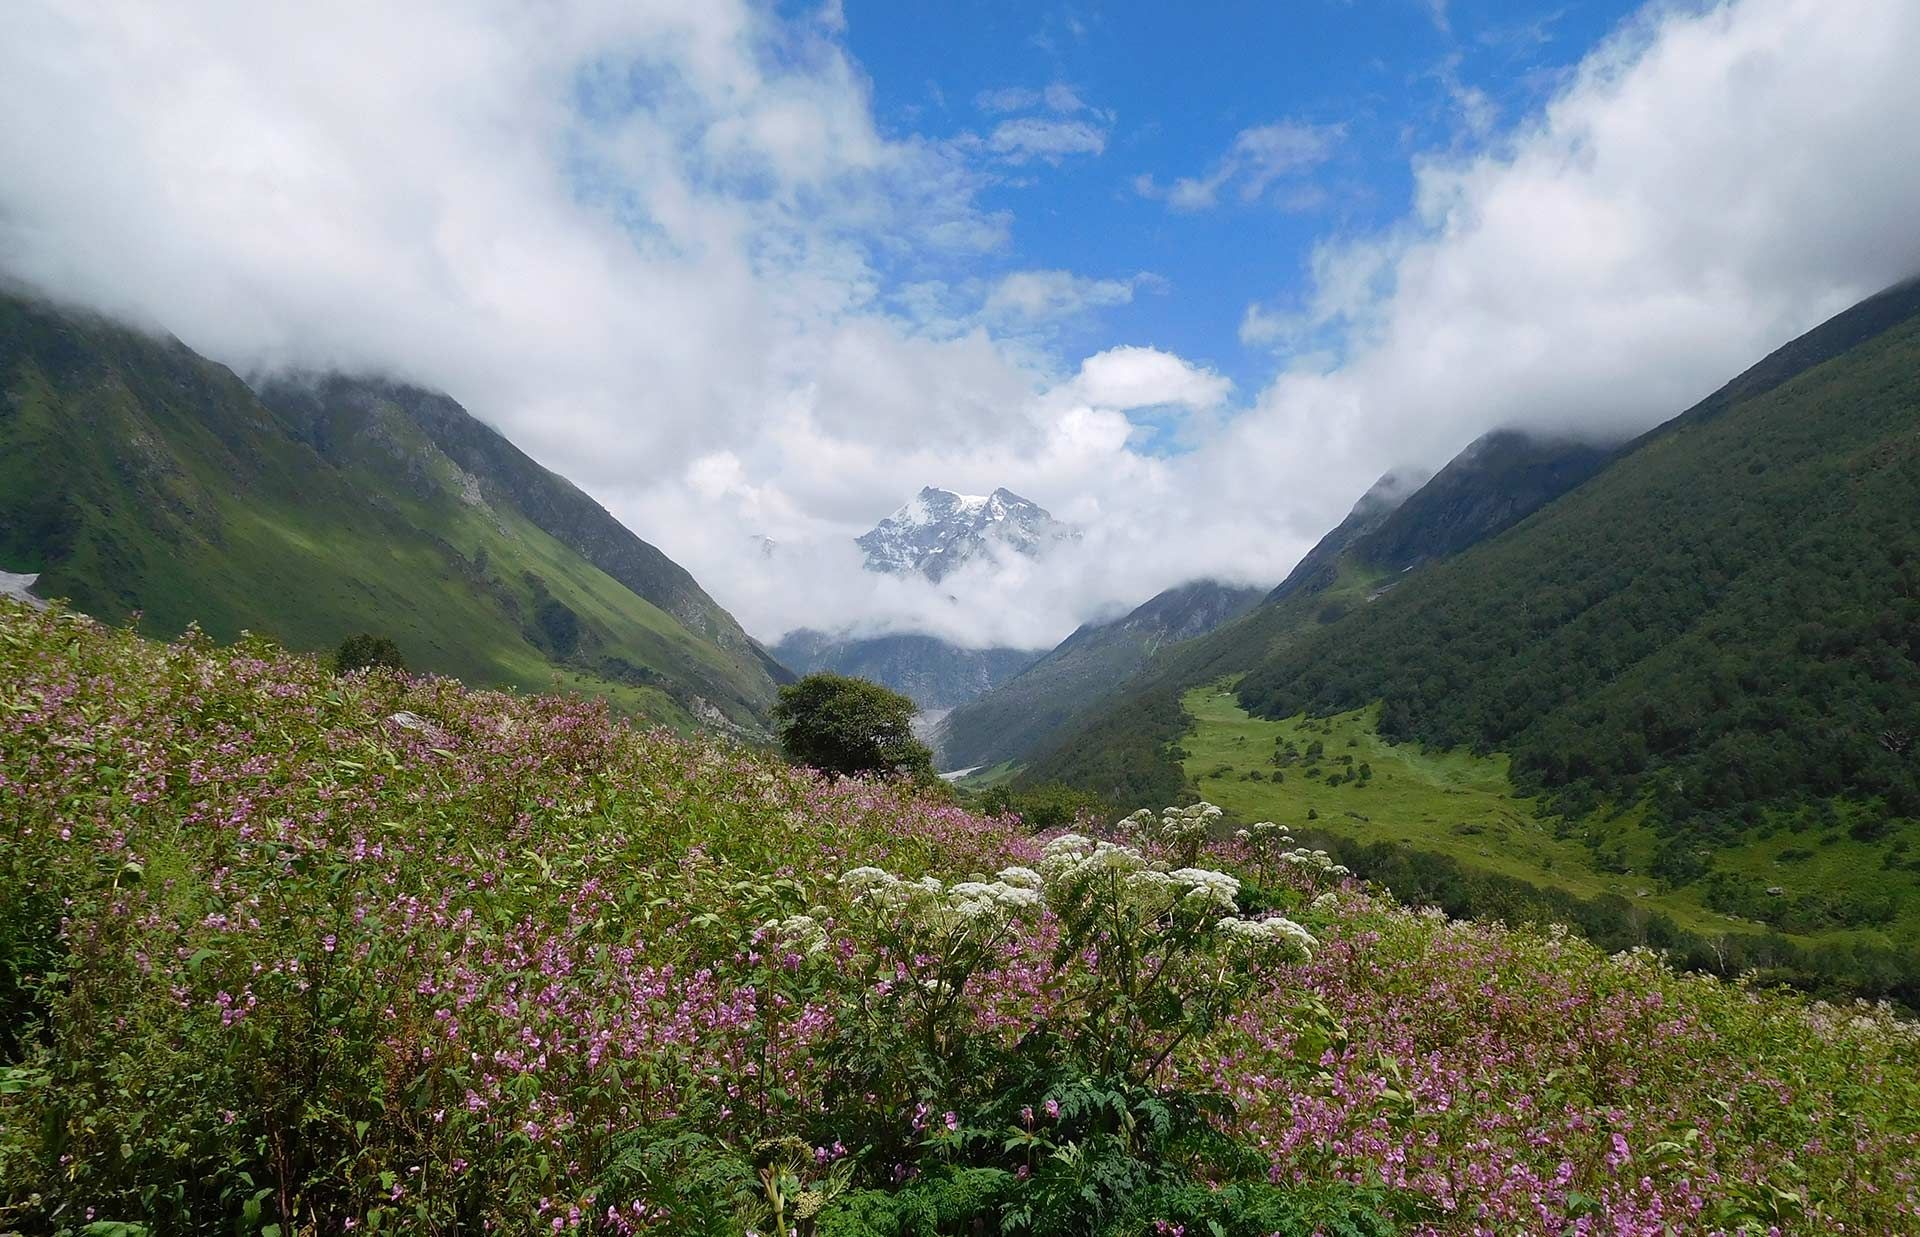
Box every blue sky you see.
[839,0,1639,395]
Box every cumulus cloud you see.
[1073,347,1232,411]
[1237,0,1920,452]
[1,0,1917,658]
[1137,122,1342,210]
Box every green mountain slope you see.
[0,292,781,732]
[1013,433,1609,804]
[1237,275,1920,838]
[935,579,1264,772]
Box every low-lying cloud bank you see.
[2,0,1916,650]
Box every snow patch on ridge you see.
[0,570,47,611]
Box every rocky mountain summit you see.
[857,486,1077,581]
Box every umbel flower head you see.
[762,912,830,956]
[1034,814,1311,949]
[838,864,1043,932]
[1217,914,1314,958]
[1120,802,1224,853]
[1168,866,1241,913]
[1234,820,1295,847]
[1280,847,1351,877]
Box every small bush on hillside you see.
[332,631,406,675]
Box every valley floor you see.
[1180,682,1920,963]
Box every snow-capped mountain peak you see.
[858,486,1077,581]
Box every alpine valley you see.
[11,7,1920,1234]
[981,276,1920,1006]
[8,277,1920,1014]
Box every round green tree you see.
[333,632,407,676]
[771,673,935,782]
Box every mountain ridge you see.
[934,578,1265,771]
[771,484,1071,710]
[0,291,782,732]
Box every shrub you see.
[773,673,935,782]
[332,631,406,675]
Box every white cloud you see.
[987,117,1108,164]
[0,0,1917,660]
[1138,121,1342,210]
[976,86,1044,113]
[1073,346,1232,411]
[1198,0,1920,589]
[1044,83,1091,113]
[984,270,1152,322]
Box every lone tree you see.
[334,633,407,676]
[771,672,935,782]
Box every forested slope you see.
[1237,277,1920,838]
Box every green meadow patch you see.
[1180,682,1920,958]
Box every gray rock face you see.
[857,487,1077,582]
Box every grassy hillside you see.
[1028,277,1920,808]
[0,293,780,732]
[1014,557,1393,809]
[1013,279,1920,1004]
[3,601,1917,1235]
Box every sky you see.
[2,0,1918,651]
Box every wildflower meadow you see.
[1,601,1915,1235]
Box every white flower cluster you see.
[1120,802,1223,850]
[840,864,1042,929]
[1038,831,1287,942]
[1040,832,1149,878]
[762,912,829,957]
[1168,866,1242,912]
[1217,914,1315,957]
[1233,820,1295,847]
[1279,847,1352,878]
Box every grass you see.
[1178,682,1920,949]
[953,760,1022,789]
